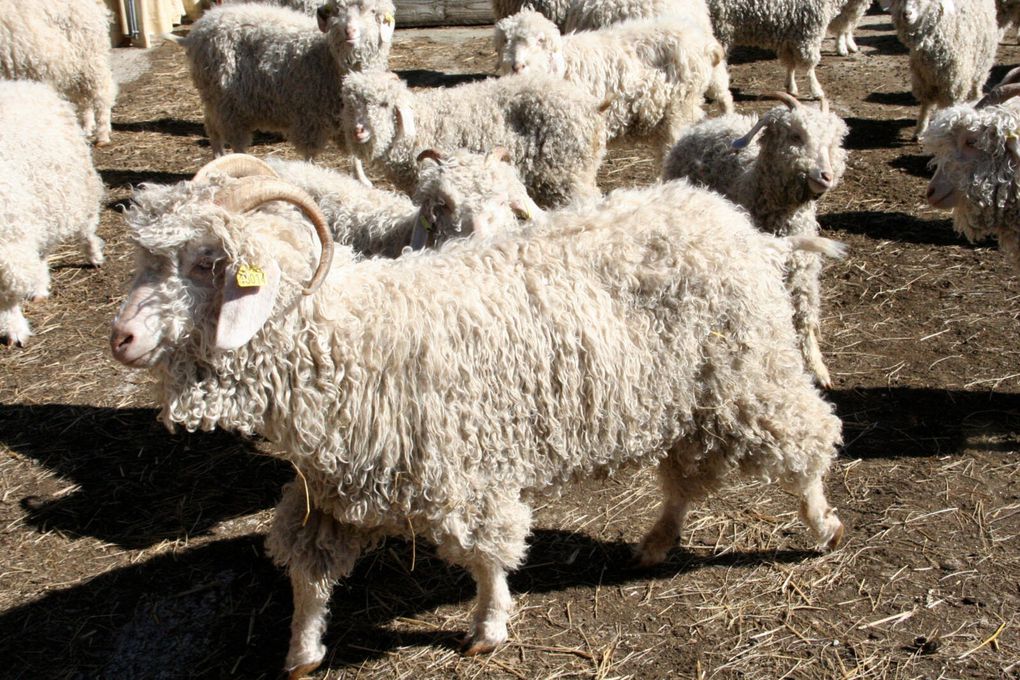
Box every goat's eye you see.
[790,133,804,145]
[963,136,978,148]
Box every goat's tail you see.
[787,235,848,259]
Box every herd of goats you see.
[2,0,1020,676]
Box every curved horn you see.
[977,83,1020,109]
[764,91,802,110]
[194,154,280,182]
[416,148,444,165]
[214,177,334,296]
[820,96,830,114]
[732,115,771,150]
[997,66,1020,88]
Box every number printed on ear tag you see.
[236,264,267,288]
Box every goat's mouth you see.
[926,182,957,208]
[807,176,831,195]
[353,128,372,144]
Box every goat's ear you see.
[396,104,416,139]
[379,11,395,42]
[215,260,281,350]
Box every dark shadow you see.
[830,387,1020,459]
[889,152,933,178]
[844,116,915,150]
[988,63,1020,90]
[0,403,290,549]
[100,168,194,190]
[0,527,820,679]
[113,118,205,137]
[395,69,491,88]
[865,90,916,106]
[727,45,776,66]
[852,32,907,55]
[820,210,984,247]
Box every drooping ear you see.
[396,104,416,140]
[215,259,282,350]
[379,11,395,42]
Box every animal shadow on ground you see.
[113,118,205,137]
[0,527,818,679]
[820,210,969,246]
[852,32,907,55]
[843,116,914,150]
[0,403,290,549]
[830,386,1020,458]
[889,152,933,178]
[396,69,491,88]
[727,46,775,66]
[866,90,916,107]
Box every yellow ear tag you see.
[420,214,432,231]
[236,264,267,288]
[384,12,394,23]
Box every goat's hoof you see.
[287,661,322,680]
[824,522,845,552]
[460,634,500,657]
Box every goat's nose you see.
[925,184,936,199]
[513,63,525,73]
[110,327,134,358]
[820,171,833,183]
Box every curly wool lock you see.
[113,172,844,676]
[0,0,118,145]
[0,80,104,346]
[494,10,728,153]
[663,99,849,388]
[172,2,393,159]
[341,70,607,208]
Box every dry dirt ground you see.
[1,10,1019,680]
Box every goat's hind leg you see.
[636,449,721,567]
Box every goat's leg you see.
[636,450,719,566]
[784,474,844,552]
[462,557,515,655]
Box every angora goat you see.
[110,161,844,679]
[922,68,1020,269]
[663,92,849,388]
[0,79,104,346]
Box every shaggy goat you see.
[171,2,392,160]
[663,93,849,388]
[491,0,576,29]
[922,68,1020,269]
[887,0,997,138]
[704,0,843,99]
[0,0,117,144]
[0,80,104,346]
[110,162,845,679]
[341,70,607,207]
[494,10,728,154]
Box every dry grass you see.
[0,12,1019,680]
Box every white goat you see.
[341,70,607,208]
[0,0,118,144]
[171,2,392,162]
[494,10,728,155]
[922,68,1020,269]
[663,93,849,387]
[0,80,104,346]
[110,161,844,680]
[886,0,998,138]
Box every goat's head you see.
[341,71,415,160]
[921,77,1020,244]
[493,10,566,78]
[319,0,396,67]
[110,156,334,368]
[732,93,849,201]
[410,147,543,249]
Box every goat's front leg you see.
[462,558,515,655]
